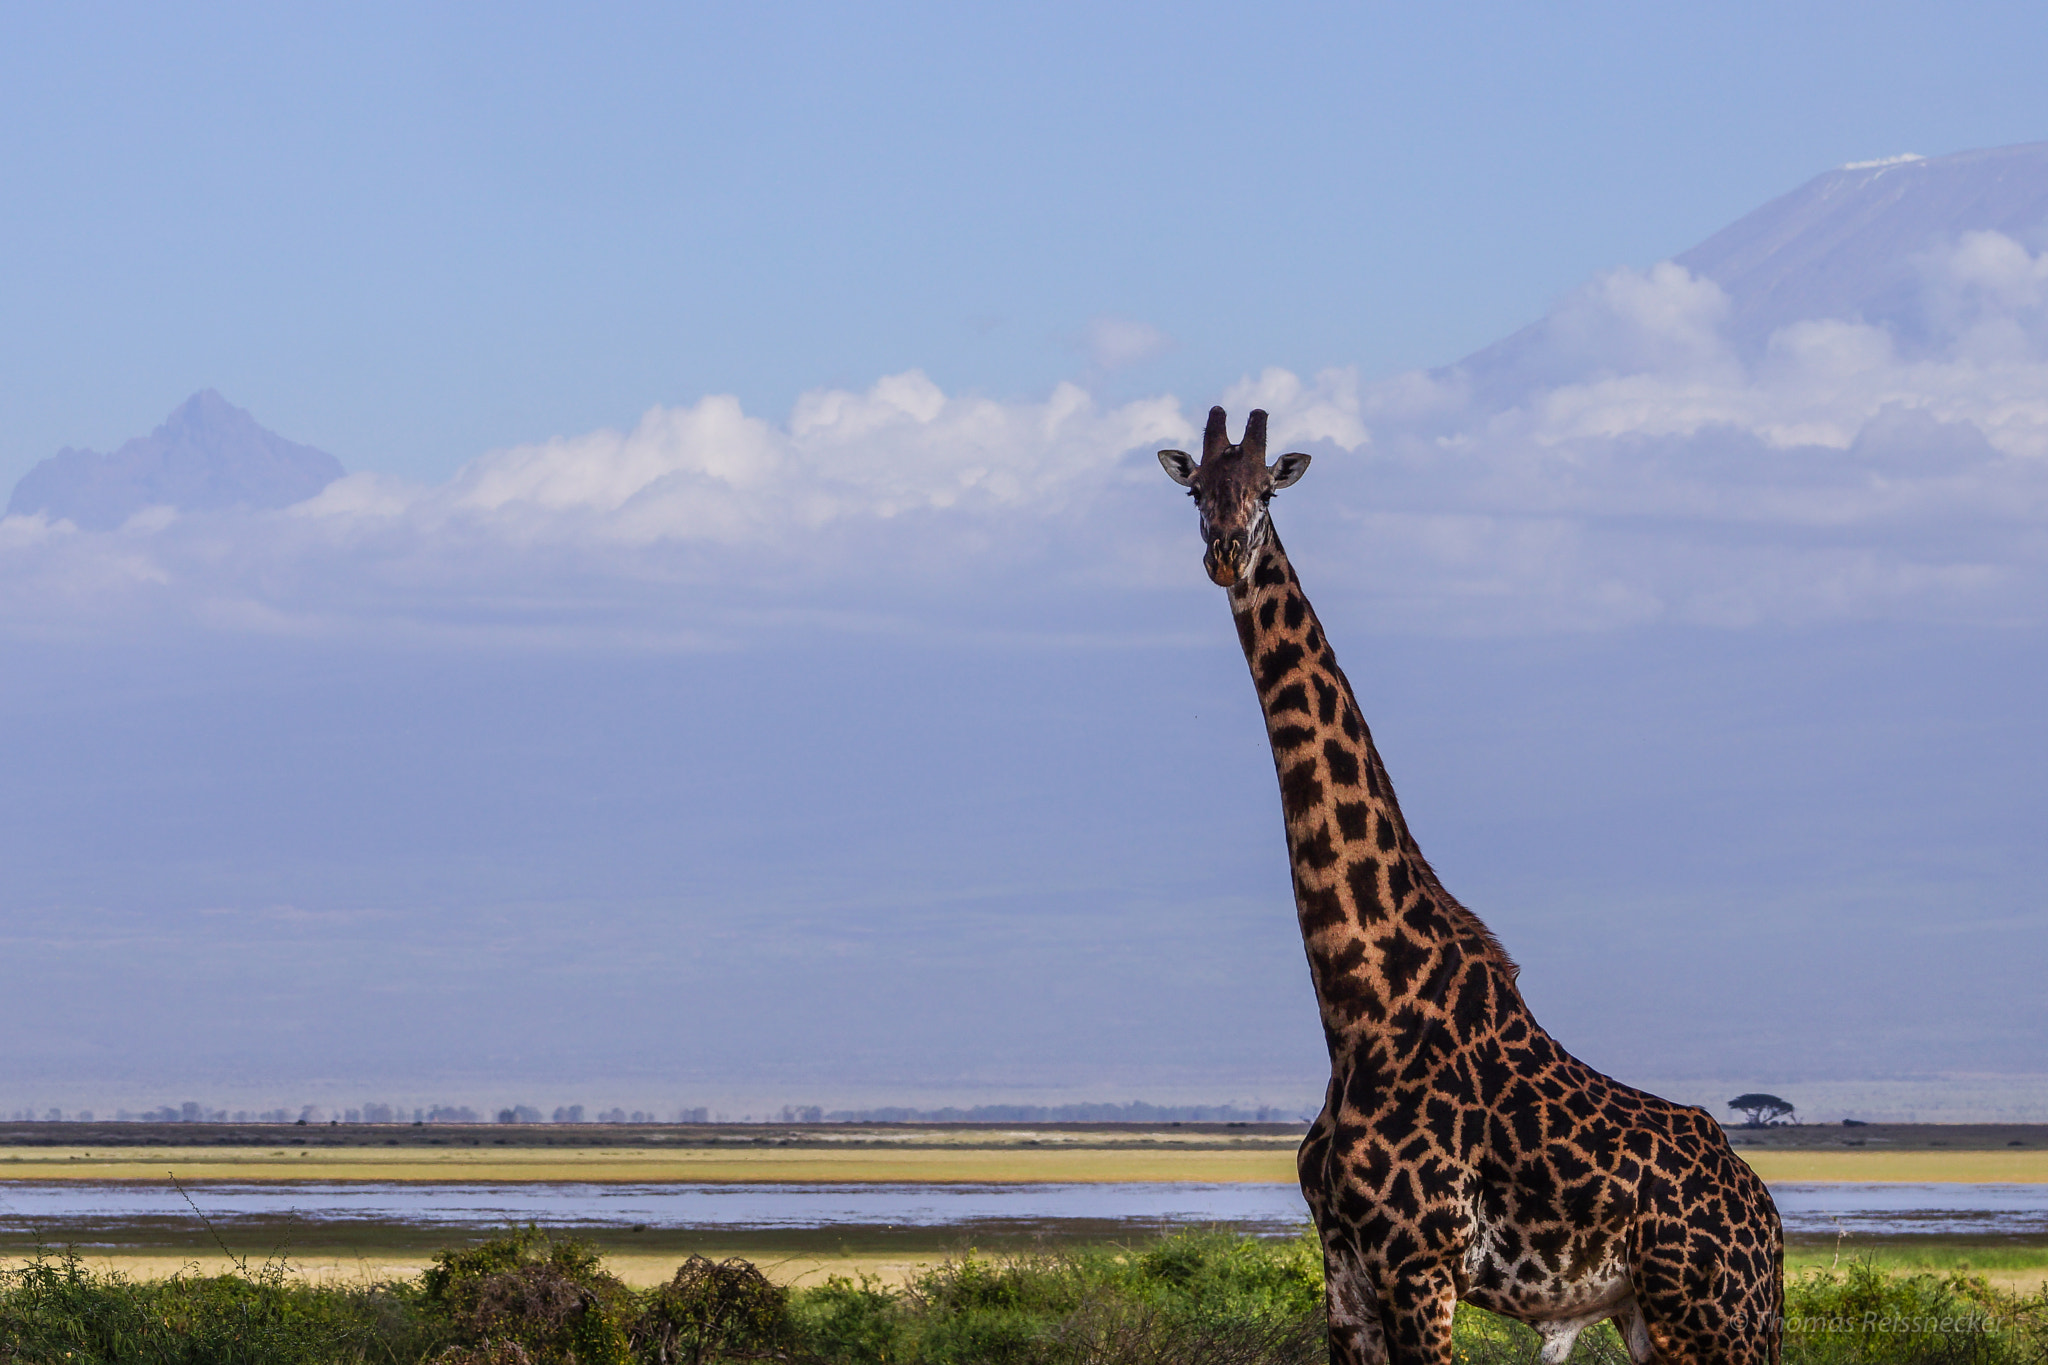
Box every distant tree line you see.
[812,1102,1307,1123]
[11,1100,1302,1125]
[9,1103,683,1124]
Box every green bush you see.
[803,1232,1330,1365]
[639,1254,792,1364]
[792,1273,911,1365]
[1113,1228,1326,1323]
[421,1228,640,1365]
[1780,1261,2047,1365]
[0,1248,426,1365]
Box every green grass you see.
[4,1228,2044,1363]
[0,1251,446,1364]
[1786,1235,2048,1285]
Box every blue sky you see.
[8,1,2048,483]
[4,3,2047,1121]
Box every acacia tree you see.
[1728,1093,1796,1128]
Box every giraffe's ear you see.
[1269,451,1311,489]
[1158,449,1197,486]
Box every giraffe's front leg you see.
[1322,1251,1389,1365]
[1380,1265,1460,1365]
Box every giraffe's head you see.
[1158,406,1311,587]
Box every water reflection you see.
[0,1181,2039,1239]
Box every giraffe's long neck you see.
[1227,529,1514,1059]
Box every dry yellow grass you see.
[0,1250,932,1290]
[0,1145,1299,1184]
[1735,1148,2048,1184]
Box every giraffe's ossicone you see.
[1160,407,1783,1365]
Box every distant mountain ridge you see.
[1456,139,2048,405]
[1678,140,2048,349]
[7,390,344,530]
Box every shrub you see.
[910,1249,1086,1318]
[638,1254,793,1364]
[792,1273,911,1365]
[421,1227,639,1365]
[787,1233,1331,1365]
[1110,1228,1325,1324]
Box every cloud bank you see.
[7,234,2048,640]
[1322,233,2048,630]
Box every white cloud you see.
[1082,316,1171,370]
[204,371,1215,641]
[347,372,1196,545]
[1299,240,2048,629]
[9,237,2048,641]
[1539,261,1736,380]
[1469,240,2048,465]
[0,511,67,548]
[1220,368,1371,451]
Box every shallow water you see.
[0,1181,1312,1244]
[1771,1182,2047,1237]
[0,1180,2039,1240]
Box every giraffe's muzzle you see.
[1205,534,1248,587]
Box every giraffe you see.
[1158,407,1783,1365]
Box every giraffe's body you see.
[1160,409,1782,1365]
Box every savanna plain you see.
[2,1121,2044,1363]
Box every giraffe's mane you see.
[1411,848,1521,983]
[1359,735,1521,984]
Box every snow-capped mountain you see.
[1679,142,2048,352]
[1451,140,2048,410]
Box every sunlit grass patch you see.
[0,1144,1301,1183]
[1738,1149,2048,1184]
